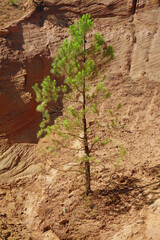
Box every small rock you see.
[136,220,144,224]
[59,219,69,225]
[2,229,11,238]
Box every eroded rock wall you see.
[0,1,160,239]
[0,0,159,143]
[0,0,134,144]
[130,0,160,80]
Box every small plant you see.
[33,14,114,195]
[8,0,20,7]
[9,0,16,5]
[86,196,90,204]
[115,145,127,166]
[117,102,122,109]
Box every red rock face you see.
[0,38,53,143]
[0,1,160,239]
[0,0,160,144]
[0,9,60,143]
[0,0,129,144]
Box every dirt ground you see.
[35,75,160,240]
[0,1,160,239]
[0,0,34,28]
[0,74,160,239]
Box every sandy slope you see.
[0,0,160,239]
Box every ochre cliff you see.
[0,0,160,239]
[0,0,160,144]
[0,0,133,144]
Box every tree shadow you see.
[89,174,160,217]
[46,13,71,28]
[6,23,24,51]
[28,8,71,28]
[148,164,160,179]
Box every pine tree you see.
[33,14,114,195]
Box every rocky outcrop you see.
[130,0,160,81]
[42,0,134,17]
[0,0,132,145]
[111,199,160,240]
[0,5,66,144]
[0,1,160,239]
[0,0,160,144]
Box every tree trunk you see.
[83,106,91,195]
[83,35,91,195]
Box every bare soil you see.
[0,0,33,28]
[36,76,160,240]
[1,75,159,239]
[0,1,160,239]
